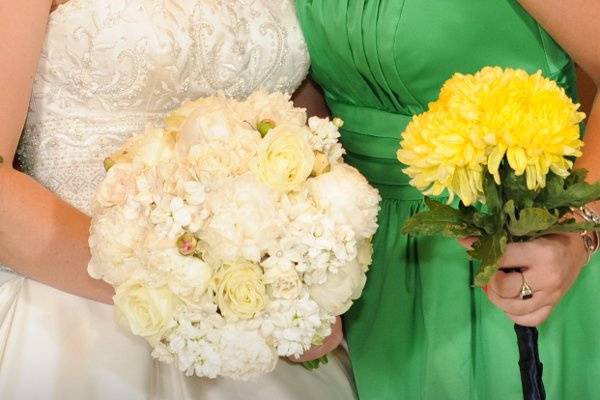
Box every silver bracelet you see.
[571,206,600,259]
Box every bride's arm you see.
[0,0,114,304]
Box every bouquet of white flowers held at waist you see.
[88,91,380,380]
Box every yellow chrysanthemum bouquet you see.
[398,67,600,286]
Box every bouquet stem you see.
[514,324,546,400]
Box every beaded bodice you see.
[18,0,309,214]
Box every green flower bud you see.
[257,119,276,137]
[103,157,116,171]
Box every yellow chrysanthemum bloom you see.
[398,67,585,205]
[437,67,585,190]
[397,109,488,206]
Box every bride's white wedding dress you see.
[0,0,356,398]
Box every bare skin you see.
[0,0,114,304]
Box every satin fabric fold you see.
[0,270,357,399]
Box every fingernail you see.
[482,285,489,293]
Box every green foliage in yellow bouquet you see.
[398,67,600,286]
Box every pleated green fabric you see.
[296,1,600,399]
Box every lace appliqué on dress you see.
[18,0,309,215]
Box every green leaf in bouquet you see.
[505,202,559,237]
[539,169,600,209]
[502,169,536,209]
[528,220,600,239]
[483,172,502,214]
[472,212,500,235]
[470,230,508,287]
[401,198,481,237]
[564,168,588,186]
[302,355,329,370]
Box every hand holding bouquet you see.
[88,92,380,380]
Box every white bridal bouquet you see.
[88,92,380,380]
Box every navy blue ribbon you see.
[514,324,546,400]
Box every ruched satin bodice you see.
[297,0,575,194]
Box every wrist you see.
[569,206,600,264]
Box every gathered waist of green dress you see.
[327,99,424,201]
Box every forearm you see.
[575,94,600,175]
[0,167,113,304]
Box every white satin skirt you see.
[0,270,357,399]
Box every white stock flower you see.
[241,91,307,127]
[307,117,345,165]
[263,294,322,357]
[308,164,380,239]
[308,258,366,316]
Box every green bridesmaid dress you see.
[296,1,600,399]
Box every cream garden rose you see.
[212,261,267,321]
[256,124,315,192]
[114,282,180,338]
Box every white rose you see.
[256,124,315,192]
[211,261,267,321]
[308,258,366,316]
[263,266,302,300]
[113,282,180,338]
[308,164,380,239]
